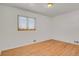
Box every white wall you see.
[0,6,52,50]
[1,5,79,50]
[51,10,79,44]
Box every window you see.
[18,15,36,31]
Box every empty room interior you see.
[0,3,79,56]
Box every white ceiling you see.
[1,3,79,17]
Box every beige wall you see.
[0,5,52,50]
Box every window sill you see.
[18,29,36,31]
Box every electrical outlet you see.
[33,40,36,42]
[74,40,79,43]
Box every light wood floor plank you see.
[1,39,79,56]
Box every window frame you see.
[17,15,36,31]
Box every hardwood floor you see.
[1,39,79,56]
